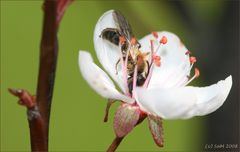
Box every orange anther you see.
[152,31,158,39]
[160,36,167,44]
[189,56,197,63]
[194,68,200,78]
[154,61,161,67]
[153,55,161,61]
[119,36,126,45]
[185,50,191,55]
[130,37,137,45]
[153,55,161,67]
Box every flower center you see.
[118,32,168,97]
[118,32,199,98]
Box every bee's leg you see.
[146,61,150,76]
[115,58,120,74]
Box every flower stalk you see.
[107,136,124,152]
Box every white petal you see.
[181,75,232,119]
[139,31,190,89]
[78,51,134,103]
[134,87,197,119]
[135,76,232,119]
[94,10,125,92]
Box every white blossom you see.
[78,10,232,120]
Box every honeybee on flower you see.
[78,10,232,149]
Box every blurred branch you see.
[9,0,72,151]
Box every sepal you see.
[148,114,164,147]
[113,103,140,137]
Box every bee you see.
[127,49,150,92]
[100,10,149,93]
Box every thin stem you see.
[34,0,58,150]
[107,136,124,152]
[28,110,47,151]
[8,0,72,151]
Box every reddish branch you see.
[8,0,72,151]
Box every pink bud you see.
[8,88,36,109]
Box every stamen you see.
[132,65,138,97]
[194,67,200,78]
[162,54,195,87]
[143,36,166,88]
[118,45,130,96]
[189,56,197,64]
[160,36,167,44]
[150,39,154,64]
[150,39,154,52]
[143,65,154,88]
[119,36,126,45]
[184,67,200,86]
[154,43,161,55]
[123,48,130,96]
[154,36,167,55]
[152,31,158,39]
[153,55,161,67]
[173,62,194,87]
[185,50,191,55]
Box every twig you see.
[35,0,58,150]
[9,0,72,151]
[38,0,58,129]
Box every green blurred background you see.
[1,0,239,152]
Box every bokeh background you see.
[1,0,239,151]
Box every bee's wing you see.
[101,10,140,51]
[112,10,134,41]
